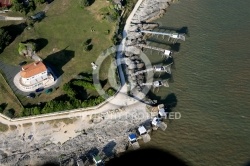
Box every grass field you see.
[0,73,23,115]
[0,0,116,108]
[0,122,8,132]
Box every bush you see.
[3,109,15,118]
[79,0,90,8]
[11,0,25,12]
[73,80,96,90]
[83,44,93,52]
[107,88,116,96]
[63,83,77,98]
[0,103,7,113]
[83,39,92,46]
[35,0,46,3]
[0,28,11,53]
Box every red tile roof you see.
[0,0,11,7]
[20,61,47,78]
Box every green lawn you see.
[0,0,116,107]
[0,73,23,115]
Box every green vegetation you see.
[0,73,23,117]
[20,74,113,117]
[11,0,37,14]
[0,28,11,53]
[0,0,116,111]
[0,123,8,132]
[79,0,91,8]
[18,42,36,56]
[99,3,121,23]
[82,39,93,52]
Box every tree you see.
[83,44,93,52]
[35,0,46,4]
[3,109,15,118]
[79,0,90,8]
[0,103,7,113]
[72,80,96,90]
[0,28,11,53]
[33,107,41,115]
[11,0,24,12]
[63,83,77,98]
[18,43,27,56]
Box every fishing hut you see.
[128,133,140,150]
[137,29,185,43]
[92,154,104,166]
[137,44,174,59]
[138,126,151,143]
[151,117,167,131]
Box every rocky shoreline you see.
[122,0,173,100]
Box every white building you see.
[18,61,54,90]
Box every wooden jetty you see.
[137,44,173,59]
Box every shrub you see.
[73,80,96,91]
[83,44,93,52]
[3,109,15,118]
[63,83,77,98]
[107,88,116,96]
[0,28,11,53]
[79,0,90,8]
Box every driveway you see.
[0,61,61,96]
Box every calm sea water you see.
[142,0,250,166]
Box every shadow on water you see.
[24,38,48,52]
[147,92,178,108]
[244,161,250,166]
[43,47,74,78]
[147,38,181,52]
[106,148,189,166]
[156,26,189,36]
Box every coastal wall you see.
[122,0,172,100]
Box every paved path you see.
[0,0,146,126]
[116,0,144,93]
[0,15,25,21]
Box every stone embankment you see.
[122,0,172,99]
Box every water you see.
[142,1,250,166]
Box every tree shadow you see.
[24,38,48,52]
[102,141,116,158]
[100,79,108,88]
[106,148,190,166]
[43,48,75,78]
[0,103,8,113]
[71,84,88,100]
[53,94,70,102]
[0,23,27,53]
[84,38,92,45]
[89,0,95,6]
